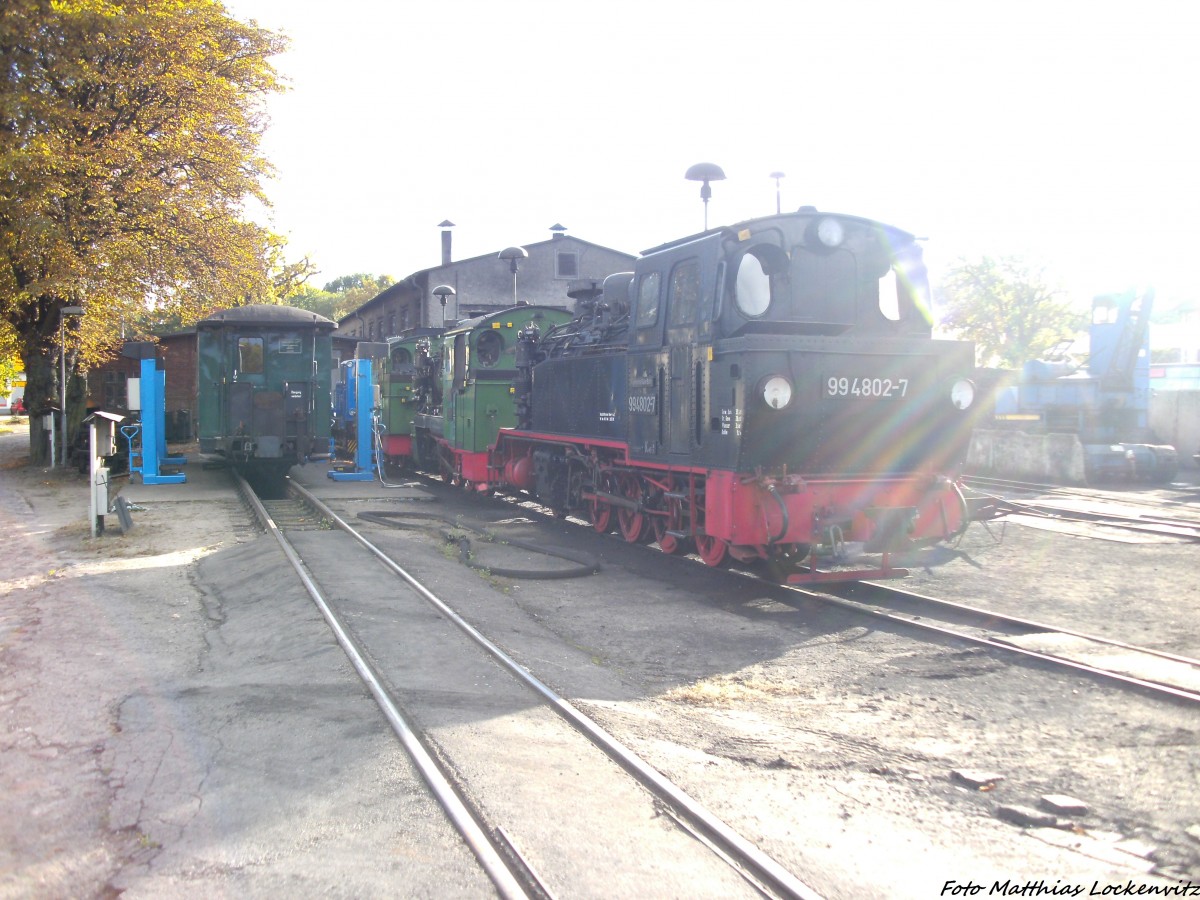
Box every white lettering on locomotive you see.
[720,408,744,437]
[628,395,656,414]
[824,376,909,398]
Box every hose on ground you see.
[357,509,599,580]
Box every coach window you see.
[668,260,701,326]
[237,337,264,375]
[635,271,661,327]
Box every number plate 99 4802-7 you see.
[824,375,909,399]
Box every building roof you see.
[344,234,636,320]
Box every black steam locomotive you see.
[381,208,980,581]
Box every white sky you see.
[223,0,1199,316]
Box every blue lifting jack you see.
[121,350,186,485]
[328,356,378,482]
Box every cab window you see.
[452,334,468,391]
[668,260,701,327]
[734,248,778,317]
[635,272,661,327]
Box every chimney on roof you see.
[439,220,455,265]
[549,223,567,240]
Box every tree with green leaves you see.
[282,273,395,323]
[0,329,21,404]
[937,256,1086,369]
[0,0,288,462]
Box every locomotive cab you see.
[414,305,572,484]
[620,212,977,476]
[714,212,934,339]
[379,327,444,470]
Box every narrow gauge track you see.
[974,497,1200,543]
[964,475,1200,534]
[233,471,823,900]
[442,473,1200,705]
[788,580,1200,705]
[998,504,1200,542]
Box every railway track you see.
[784,580,1200,706]
[963,476,1200,536]
[482,474,1200,705]
[468,473,1200,706]
[234,471,823,900]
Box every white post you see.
[58,316,65,466]
[58,306,84,467]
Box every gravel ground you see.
[3,412,1198,898]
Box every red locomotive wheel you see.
[616,474,650,543]
[590,473,614,533]
[695,534,729,567]
[653,495,689,555]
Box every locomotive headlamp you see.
[816,217,845,248]
[950,379,975,410]
[760,375,793,410]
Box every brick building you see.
[84,331,196,439]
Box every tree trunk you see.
[22,347,58,466]
[17,297,89,468]
[20,348,55,465]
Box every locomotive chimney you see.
[439,219,455,265]
[550,223,567,240]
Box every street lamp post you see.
[684,163,726,230]
[58,305,84,467]
[769,171,786,214]
[498,247,528,305]
[432,285,456,325]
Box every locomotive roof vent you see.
[567,279,602,301]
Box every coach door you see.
[229,333,267,433]
[626,270,664,458]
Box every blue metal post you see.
[134,357,186,485]
[328,358,377,481]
